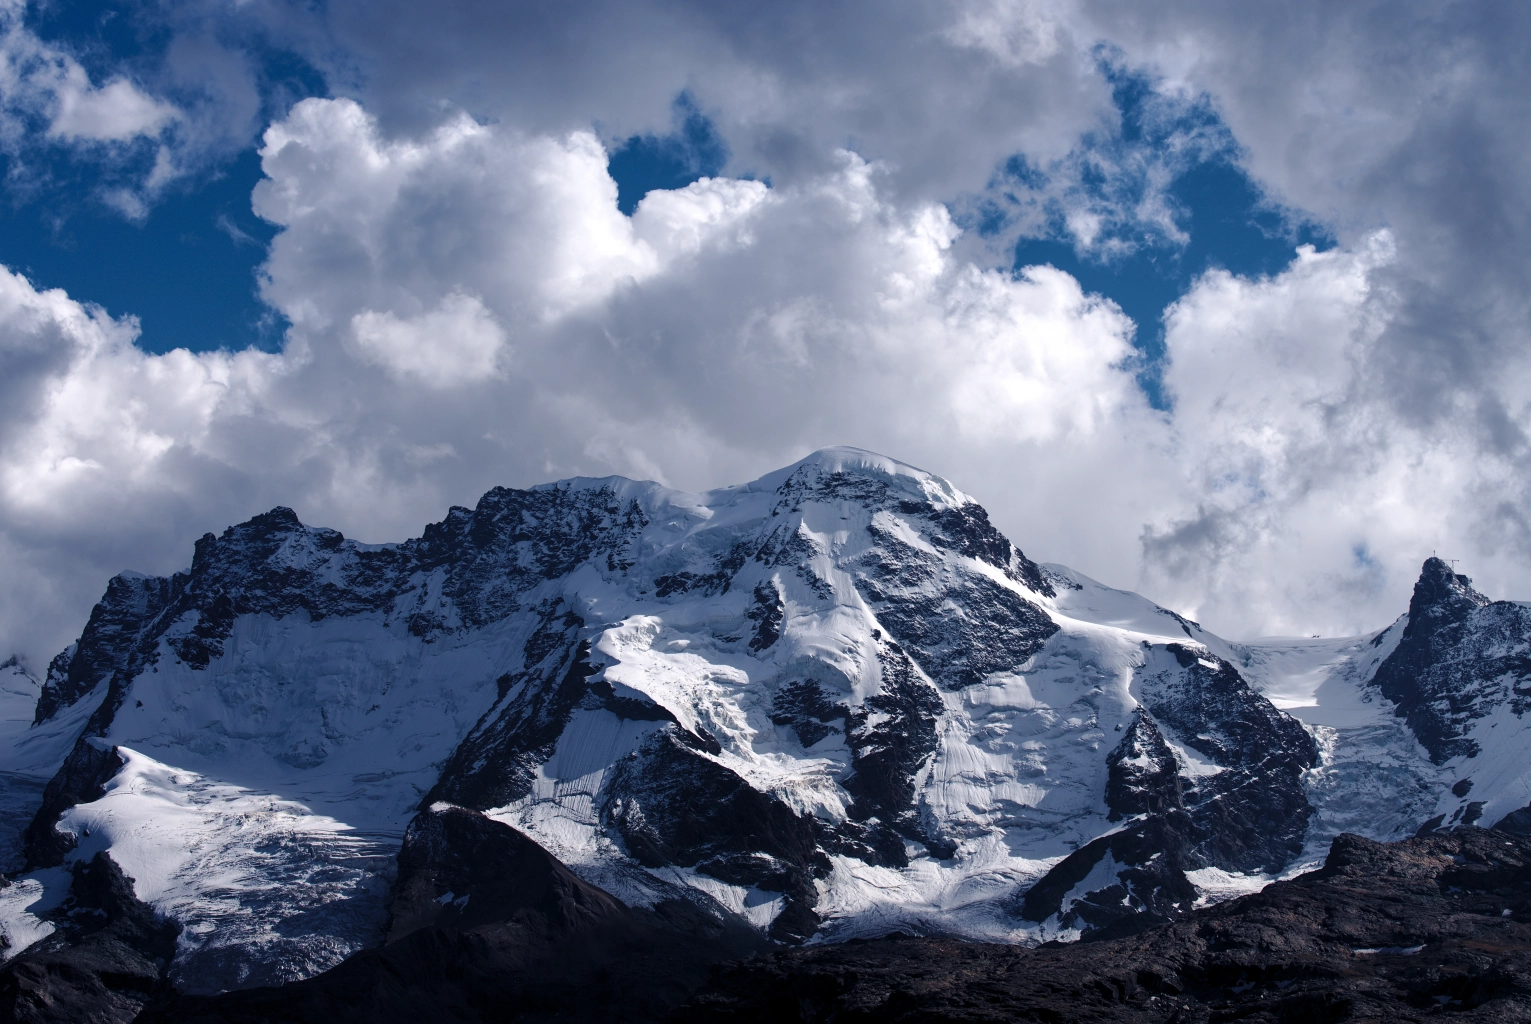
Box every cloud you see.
[0,98,1151,666]
[1142,235,1400,629]
[0,3,178,144]
[1135,228,1531,636]
[350,291,506,387]
[3,1,1531,660]
[252,99,769,329]
[45,70,178,142]
[943,0,1068,68]
[277,0,1111,205]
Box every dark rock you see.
[679,829,1531,1024]
[385,804,636,943]
[1103,709,1182,821]
[1417,813,1449,836]
[144,807,765,1024]
[602,728,825,943]
[651,541,750,600]
[0,852,179,1024]
[745,582,784,653]
[1017,813,1200,933]
[921,503,1055,597]
[654,572,706,598]
[33,572,175,724]
[22,737,124,869]
[1374,557,1531,763]
[854,521,1057,691]
[837,640,948,863]
[1495,804,1531,835]
[769,680,848,749]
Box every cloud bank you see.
[1,0,1529,667]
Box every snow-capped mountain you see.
[2,448,1529,1001]
[1237,558,1531,839]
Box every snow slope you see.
[1234,630,1441,861]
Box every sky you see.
[0,0,1529,667]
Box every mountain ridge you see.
[3,448,1531,1016]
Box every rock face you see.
[145,806,764,1024]
[681,827,1531,1023]
[4,450,1531,999]
[1373,557,1531,764]
[0,852,179,1024]
[1016,643,1319,935]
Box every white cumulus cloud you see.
[4,0,1531,659]
[350,292,506,388]
[0,2,178,145]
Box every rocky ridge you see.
[28,818,1531,1023]
[679,825,1531,1023]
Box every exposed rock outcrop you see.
[682,828,1531,1023]
[145,806,764,1024]
[0,853,179,1024]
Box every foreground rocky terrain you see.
[5,814,1528,1022]
[680,826,1531,1023]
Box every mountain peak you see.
[725,446,969,510]
[1372,558,1508,765]
[1410,557,1489,630]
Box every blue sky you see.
[0,149,282,352]
[0,0,321,352]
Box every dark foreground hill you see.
[678,826,1531,1023]
[6,810,1528,1023]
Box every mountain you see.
[1,448,1530,1019]
[1231,558,1531,840]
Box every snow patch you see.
[56,748,395,994]
[1186,865,1280,907]
[0,868,69,961]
